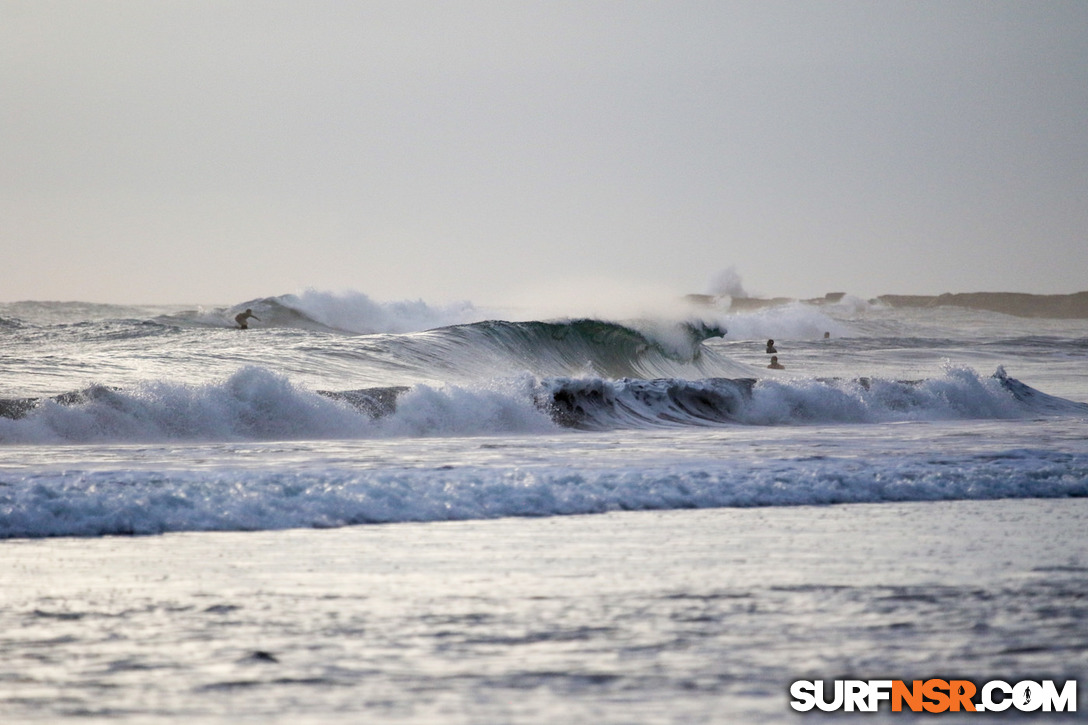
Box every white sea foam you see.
[0,368,558,444]
[379,378,556,437]
[0,369,368,444]
[740,365,1026,425]
[3,449,1086,538]
[3,363,1081,446]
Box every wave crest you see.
[156,290,485,333]
[537,366,1087,430]
[3,367,1084,444]
[417,318,729,378]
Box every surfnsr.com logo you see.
[790,679,1077,713]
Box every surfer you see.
[768,355,785,370]
[766,339,777,353]
[234,309,260,329]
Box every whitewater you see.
[1,290,1086,722]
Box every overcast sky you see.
[3,1,1086,306]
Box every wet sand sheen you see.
[2,498,1085,723]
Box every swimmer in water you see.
[768,355,784,370]
[766,339,777,353]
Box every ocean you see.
[1,291,1086,722]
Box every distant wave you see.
[0,301,181,325]
[157,290,486,333]
[156,292,734,370]
[2,366,1084,444]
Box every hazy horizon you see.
[2,277,1087,310]
[3,1,1086,307]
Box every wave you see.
[0,368,554,443]
[411,318,731,379]
[538,365,1088,429]
[161,286,732,342]
[3,449,1087,539]
[157,290,486,333]
[233,316,743,385]
[0,301,184,325]
[189,291,737,378]
[2,366,1084,444]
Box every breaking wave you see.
[2,366,1084,445]
[409,317,731,380]
[155,290,486,333]
[3,448,1087,539]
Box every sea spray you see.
[272,290,483,334]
